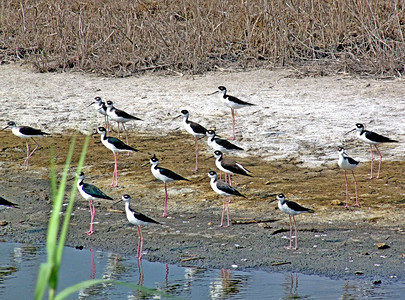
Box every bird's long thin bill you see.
[141,162,149,167]
[207,90,219,95]
[1,126,9,131]
[87,101,96,107]
[113,199,122,205]
[344,128,356,135]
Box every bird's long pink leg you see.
[231,108,236,140]
[86,199,95,235]
[137,226,143,259]
[217,200,226,227]
[352,171,360,207]
[225,197,231,227]
[111,153,119,187]
[343,171,349,209]
[162,183,168,217]
[105,115,109,133]
[369,145,374,179]
[285,215,293,249]
[25,141,30,170]
[116,122,121,138]
[25,138,40,169]
[375,145,383,179]
[193,137,199,172]
[293,216,298,250]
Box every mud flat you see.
[0,63,404,281]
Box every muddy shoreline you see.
[1,132,404,283]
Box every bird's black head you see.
[277,193,285,200]
[355,123,364,129]
[94,96,102,102]
[7,121,15,126]
[97,127,106,132]
[106,100,113,105]
[79,172,85,176]
[213,150,222,157]
[206,129,215,136]
[122,194,131,201]
[337,146,344,152]
[181,109,189,115]
[208,170,217,177]
[150,154,159,163]
[218,86,226,91]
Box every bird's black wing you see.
[159,167,189,181]
[133,211,161,224]
[20,126,49,136]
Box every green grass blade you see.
[56,132,90,267]
[46,132,78,295]
[34,262,53,300]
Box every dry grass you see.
[0,0,404,77]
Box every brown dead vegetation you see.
[0,0,404,77]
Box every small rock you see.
[0,220,8,226]
[354,271,364,275]
[362,252,370,255]
[331,200,343,206]
[373,280,382,285]
[376,243,390,249]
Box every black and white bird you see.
[346,123,398,179]
[147,155,189,217]
[206,130,243,154]
[276,193,314,250]
[211,86,255,140]
[208,170,246,227]
[117,194,161,260]
[213,150,252,185]
[96,126,138,187]
[76,172,113,235]
[0,196,19,208]
[180,110,207,172]
[105,100,142,145]
[1,121,50,170]
[337,147,360,208]
[88,96,109,132]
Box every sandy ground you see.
[0,62,404,281]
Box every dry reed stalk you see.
[0,0,403,77]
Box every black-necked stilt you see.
[76,172,113,235]
[0,196,19,208]
[337,147,360,208]
[206,130,243,154]
[208,170,246,227]
[346,123,398,179]
[1,121,49,170]
[276,193,314,250]
[147,154,189,217]
[211,86,255,140]
[117,194,161,259]
[105,100,142,145]
[180,109,207,172]
[213,150,251,185]
[88,96,109,132]
[96,126,138,187]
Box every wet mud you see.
[0,131,404,281]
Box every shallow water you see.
[0,242,404,299]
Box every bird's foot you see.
[86,230,94,235]
[343,204,349,209]
[161,213,168,218]
[216,224,224,228]
[353,203,361,207]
